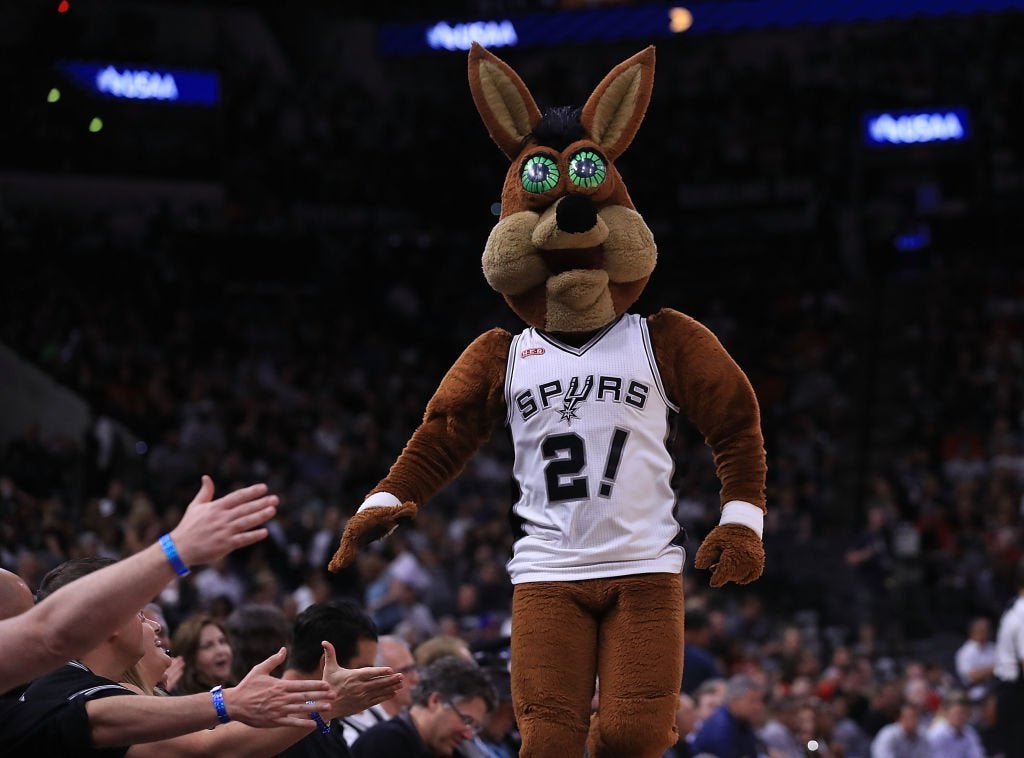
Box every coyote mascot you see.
[330,43,767,757]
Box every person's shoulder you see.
[871,721,900,743]
[22,662,82,697]
[0,695,91,755]
[341,708,381,729]
[278,725,353,758]
[757,719,787,738]
[24,662,133,703]
[352,715,417,751]
[684,644,716,662]
[693,706,731,739]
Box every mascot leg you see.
[586,572,684,758]
[510,581,600,757]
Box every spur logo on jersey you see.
[558,376,592,425]
[514,374,649,423]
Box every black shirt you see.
[351,712,434,758]
[20,660,137,758]
[276,717,352,758]
[0,693,92,757]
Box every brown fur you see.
[648,308,767,509]
[693,523,766,587]
[512,574,684,758]
[473,44,655,334]
[327,501,418,573]
[329,44,767,758]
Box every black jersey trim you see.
[536,315,624,356]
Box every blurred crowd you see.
[2,3,1024,756]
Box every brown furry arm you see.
[649,308,766,587]
[328,328,510,572]
[648,308,766,508]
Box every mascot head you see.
[469,43,658,335]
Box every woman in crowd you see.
[122,614,173,696]
[170,613,236,695]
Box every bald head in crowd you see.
[0,568,34,621]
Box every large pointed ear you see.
[468,42,542,160]
[581,46,655,161]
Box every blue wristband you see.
[159,533,190,577]
[306,700,331,734]
[210,685,230,724]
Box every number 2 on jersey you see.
[542,428,631,502]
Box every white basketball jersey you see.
[504,314,685,584]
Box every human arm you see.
[845,543,876,566]
[125,722,316,758]
[329,328,511,571]
[648,309,767,587]
[92,649,332,757]
[0,476,279,693]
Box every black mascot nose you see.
[556,194,597,234]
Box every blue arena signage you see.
[56,61,220,106]
[379,1,1024,56]
[426,19,519,50]
[863,108,969,146]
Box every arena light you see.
[669,7,694,33]
[863,108,969,146]
[55,61,220,106]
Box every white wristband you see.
[719,500,764,539]
[357,492,401,512]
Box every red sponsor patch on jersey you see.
[521,347,545,358]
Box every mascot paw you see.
[693,522,765,588]
[327,501,419,573]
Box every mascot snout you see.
[556,193,597,233]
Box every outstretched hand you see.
[170,475,280,567]
[321,640,403,717]
[693,523,765,588]
[162,655,185,693]
[224,647,334,729]
[327,501,419,572]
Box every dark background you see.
[2,0,1023,701]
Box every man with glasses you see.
[352,655,497,757]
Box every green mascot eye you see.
[568,149,607,189]
[521,155,560,193]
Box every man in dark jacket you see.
[691,674,767,758]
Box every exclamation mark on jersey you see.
[598,428,630,497]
